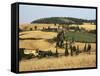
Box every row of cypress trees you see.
[55,41,91,57]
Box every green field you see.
[65,32,96,43]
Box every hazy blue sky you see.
[19,5,96,24]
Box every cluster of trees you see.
[36,49,59,58]
[56,30,65,48]
[42,41,91,57]
[20,25,86,33]
[41,25,86,32]
[42,26,58,32]
[64,41,80,56]
[31,17,65,24]
[64,26,81,32]
[20,17,96,32]
[56,31,92,56]
[86,20,96,25]
[19,42,92,60]
[64,42,91,56]
[29,26,37,31]
[19,30,92,60]
[19,48,60,60]
[19,26,38,32]
[84,43,92,54]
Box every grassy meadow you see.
[65,32,96,43]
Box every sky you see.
[19,4,96,24]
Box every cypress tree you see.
[76,45,79,55]
[55,43,58,57]
[87,43,91,54]
[70,45,73,56]
[84,43,87,52]
[65,41,69,56]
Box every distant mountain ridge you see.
[31,17,96,25]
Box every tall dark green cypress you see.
[84,43,87,52]
[70,44,73,56]
[65,40,69,56]
[55,43,58,57]
[76,45,79,55]
[87,43,91,54]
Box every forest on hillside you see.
[31,17,96,25]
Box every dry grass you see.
[19,53,96,71]
[19,31,57,39]
[19,23,96,31]
[20,39,96,53]
[71,23,96,31]
[20,23,59,30]
[19,23,96,72]
[19,30,96,52]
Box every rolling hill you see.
[31,17,96,25]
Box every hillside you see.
[31,17,96,25]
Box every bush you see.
[73,46,77,52]
[25,53,33,59]
[23,26,28,31]
[88,30,96,34]
[19,48,33,60]
[19,48,25,61]
[30,28,33,31]
[34,26,37,30]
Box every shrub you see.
[23,26,28,31]
[25,53,33,59]
[19,48,25,61]
[34,26,37,30]
[19,48,33,60]
[73,46,77,52]
[88,30,96,34]
[30,28,32,31]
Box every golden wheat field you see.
[19,23,96,31]
[71,23,96,31]
[19,23,96,72]
[19,53,96,71]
